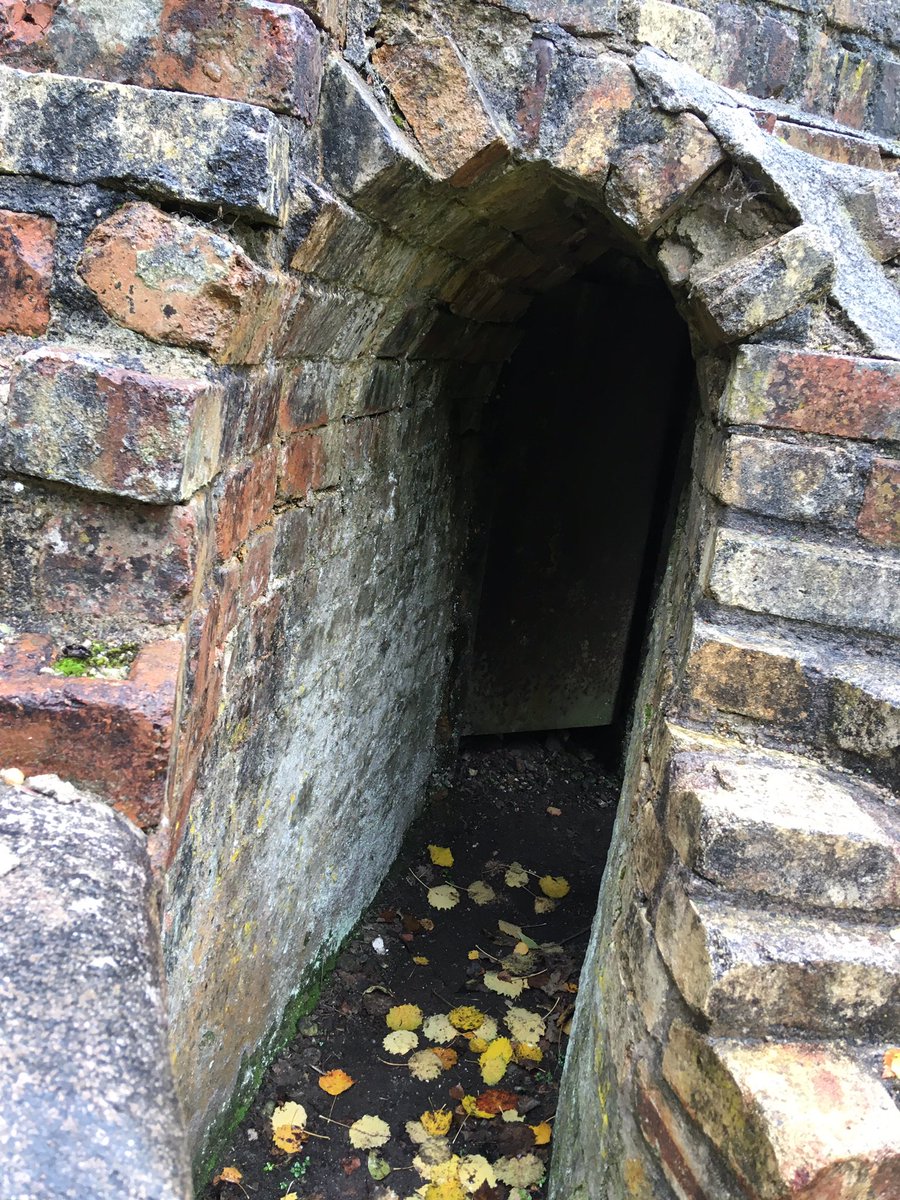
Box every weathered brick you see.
[79,203,281,365]
[0,65,290,221]
[773,120,882,169]
[655,877,900,1034]
[484,0,617,33]
[636,1,715,75]
[0,0,57,52]
[859,457,900,546]
[372,36,508,186]
[275,283,382,360]
[716,433,860,525]
[0,481,201,640]
[829,663,900,775]
[605,112,723,239]
[834,48,876,129]
[690,225,834,343]
[279,430,327,500]
[214,447,277,561]
[634,1066,717,1200]
[685,630,811,724]
[545,54,639,183]
[667,753,900,910]
[845,175,900,262]
[663,1026,900,1200]
[722,346,900,444]
[0,208,54,336]
[801,32,842,119]
[872,58,900,141]
[707,526,900,638]
[0,632,179,827]
[146,0,322,119]
[2,347,222,502]
[277,360,340,434]
[710,4,756,92]
[754,13,799,98]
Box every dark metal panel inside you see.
[463,266,692,734]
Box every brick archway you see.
[0,4,898,1196]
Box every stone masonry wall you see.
[0,1,898,1195]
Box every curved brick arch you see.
[0,4,898,1197]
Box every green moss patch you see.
[53,641,139,680]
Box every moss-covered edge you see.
[193,942,343,1194]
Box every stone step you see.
[666,748,900,911]
[663,1023,900,1200]
[655,875,900,1036]
[683,620,900,788]
[0,632,180,829]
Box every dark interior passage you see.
[464,257,694,737]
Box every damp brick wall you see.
[0,1,898,1198]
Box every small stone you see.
[0,767,24,787]
[0,209,55,337]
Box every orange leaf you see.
[319,1068,355,1096]
[430,1046,458,1070]
[530,1121,552,1145]
[213,1166,243,1184]
[883,1047,900,1079]
[474,1089,519,1115]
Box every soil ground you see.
[206,734,620,1200]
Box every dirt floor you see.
[206,734,620,1200]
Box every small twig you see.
[452,1114,469,1144]
[557,926,591,946]
[377,1057,410,1067]
[474,944,501,962]
[318,1115,352,1128]
[303,1130,331,1140]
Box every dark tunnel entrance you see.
[462,252,696,759]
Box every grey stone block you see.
[0,65,289,222]
[0,779,191,1200]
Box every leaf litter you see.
[204,737,618,1200]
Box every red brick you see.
[145,0,322,120]
[0,632,180,828]
[858,458,900,547]
[635,1076,706,1200]
[724,347,900,444]
[0,209,55,336]
[873,59,900,141]
[773,121,882,170]
[279,430,326,499]
[277,361,334,434]
[214,447,277,560]
[78,202,282,365]
[0,0,57,51]
[755,14,798,99]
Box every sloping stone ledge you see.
[0,777,191,1199]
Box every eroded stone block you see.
[716,432,860,525]
[636,1,716,74]
[722,346,900,443]
[858,457,900,548]
[690,225,835,342]
[2,347,222,502]
[655,877,900,1034]
[79,203,282,364]
[544,54,639,184]
[685,629,812,724]
[372,35,508,185]
[606,111,723,238]
[0,208,55,337]
[663,1026,900,1200]
[667,754,900,910]
[0,64,290,221]
[845,175,900,263]
[707,526,900,638]
[773,120,883,169]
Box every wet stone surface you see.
[205,737,619,1200]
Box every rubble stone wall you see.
[0,1,898,1196]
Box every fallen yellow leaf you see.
[423,1014,457,1043]
[386,1003,423,1031]
[513,940,529,956]
[494,1153,544,1187]
[531,1120,552,1145]
[319,1068,354,1096]
[272,1099,308,1149]
[514,1041,543,1064]
[467,949,480,960]
[383,1029,418,1055]
[467,880,495,905]
[348,1114,391,1149]
[409,1049,444,1080]
[427,884,460,910]
[420,1109,453,1136]
[448,1005,484,1032]
[428,845,454,867]
[504,862,528,888]
[413,955,429,965]
[484,972,525,998]
[461,1094,495,1119]
[538,874,570,898]
[425,1180,465,1200]
[457,1155,496,1191]
[479,1037,513,1085]
[273,1125,306,1153]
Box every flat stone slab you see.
[0,778,191,1199]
